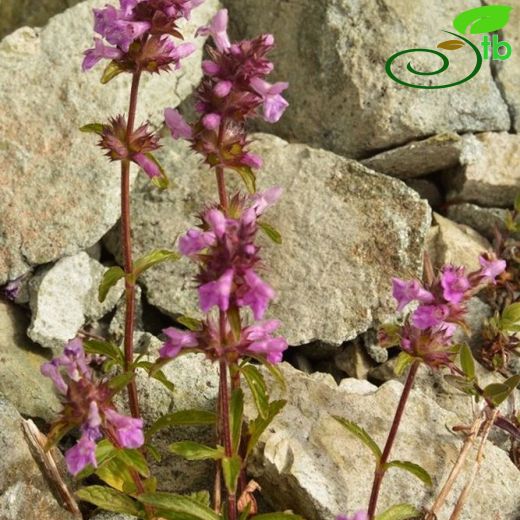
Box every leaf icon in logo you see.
[453,5,512,34]
[437,39,465,50]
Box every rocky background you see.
[0,1,519,520]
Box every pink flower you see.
[440,265,470,304]
[392,278,434,312]
[250,78,289,123]
[197,9,231,52]
[252,187,283,215]
[242,153,263,169]
[179,229,216,256]
[160,327,199,358]
[214,80,233,97]
[412,304,450,330]
[105,409,144,449]
[202,113,222,130]
[133,153,160,179]
[336,513,368,520]
[199,269,234,312]
[478,255,506,283]
[82,38,123,71]
[243,320,287,364]
[164,108,193,140]
[65,434,98,475]
[238,270,275,320]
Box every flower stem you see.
[121,71,142,419]
[367,361,420,520]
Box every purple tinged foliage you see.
[41,339,144,475]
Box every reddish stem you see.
[121,71,142,419]
[367,361,420,519]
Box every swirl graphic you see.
[385,31,482,89]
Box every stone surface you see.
[28,252,124,351]
[0,0,81,39]
[487,0,520,132]
[427,213,491,271]
[105,134,431,346]
[404,179,443,209]
[334,344,371,379]
[361,133,462,179]
[0,397,76,520]
[223,0,509,159]
[247,364,520,520]
[446,203,513,241]
[90,514,137,520]
[0,301,61,421]
[446,133,520,207]
[0,0,218,285]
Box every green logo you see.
[385,5,513,89]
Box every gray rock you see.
[0,0,81,39]
[109,285,143,344]
[361,133,462,179]
[334,344,371,379]
[362,329,388,364]
[486,0,520,132]
[404,179,443,209]
[446,203,512,241]
[0,0,218,285]
[0,397,76,520]
[247,364,520,520]
[446,133,520,207]
[90,514,137,520]
[28,252,124,352]
[426,213,492,271]
[338,378,377,395]
[223,0,509,158]
[105,134,431,346]
[0,301,61,421]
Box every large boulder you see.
[222,0,509,158]
[246,364,520,520]
[105,134,431,346]
[0,0,218,285]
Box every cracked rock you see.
[0,0,218,285]
[222,0,509,158]
[105,134,431,346]
[28,252,124,352]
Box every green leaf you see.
[84,339,123,363]
[177,315,203,331]
[147,410,217,438]
[80,123,105,134]
[453,5,512,34]
[137,492,221,520]
[169,441,224,461]
[444,375,478,397]
[247,400,286,455]
[459,344,475,380]
[99,266,125,303]
[230,388,244,453]
[95,457,137,493]
[101,60,125,84]
[515,193,520,213]
[500,303,520,332]
[153,369,175,392]
[222,455,242,494]
[252,514,304,520]
[395,352,414,376]
[108,372,135,393]
[260,360,287,391]
[145,153,170,190]
[385,460,433,486]
[147,444,162,462]
[188,491,211,508]
[333,416,382,461]
[258,222,282,244]
[117,448,150,478]
[484,383,512,407]
[228,306,242,341]
[133,249,180,280]
[75,439,119,480]
[76,486,142,516]
[375,503,420,520]
[235,165,257,194]
[241,364,269,419]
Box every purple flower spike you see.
[82,38,123,71]
[133,153,161,179]
[250,78,289,123]
[202,113,222,130]
[164,108,193,140]
[440,265,470,304]
[160,327,199,359]
[238,270,275,320]
[244,320,287,364]
[179,229,216,256]
[199,269,234,313]
[412,304,450,330]
[41,359,68,394]
[65,434,98,475]
[392,278,434,311]
[197,9,231,52]
[105,409,144,449]
[336,512,369,520]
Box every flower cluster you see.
[82,0,201,73]
[159,190,288,364]
[165,9,288,173]
[41,339,144,475]
[384,255,506,368]
[336,513,368,520]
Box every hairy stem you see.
[367,361,420,520]
[121,71,142,419]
